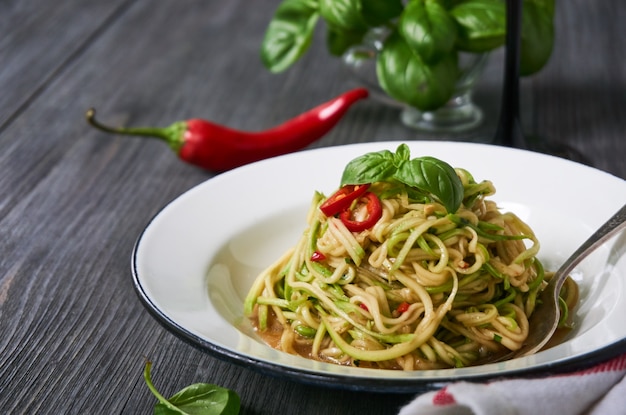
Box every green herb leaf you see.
[528,0,555,16]
[340,144,464,213]
[450,0,506,53]
[319,0,367,31]
[154,384,240,415]
[341,148,397,185]
[260,0,320,73]
[326,25,367,56]
[519,0,554,75]
[261,0,553,110]
[399,0,458,63]
[144,361,240,415]
[360,0,403,27]
[395,156,464,213]
[394,142,411,164]
[376,31,458,111]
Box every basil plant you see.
[260,0,555,112]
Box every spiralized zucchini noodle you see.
[244,167,577,370]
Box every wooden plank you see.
[0,0,134,127]
[532,1,626,179]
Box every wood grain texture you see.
[531,1,626,179]
[0,0,624,414]
[0,0,135,127]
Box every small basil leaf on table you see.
[154,384,240,415]
[144,361,240,415]
[399,0,458,64]
[450,0,506,53]
[376,30,458,111]
[261,0,320,73]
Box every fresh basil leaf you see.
[376,31,458,111]
[319,0,367,31]
[340,149,397,185]
[326,25,367,56]
[528,0,555,16]
[260,0,320,73]
[519,0,554,75]
[145,361,240,415]
[393,143,412,164]
[399,0,458,63]
[154,383,240,415]
[450,0,505,53]
[338,144,463,213]
[394,156,464,213]
[360,0,403,27]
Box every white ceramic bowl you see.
[132,141,626,392]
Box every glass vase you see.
[342,29,489,134]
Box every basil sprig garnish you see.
[340,144,464,214]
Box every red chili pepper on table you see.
[85,88,369,172]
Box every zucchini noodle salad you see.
[244,145,578,370]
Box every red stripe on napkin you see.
[567,353,626,376]
[432,387,456,406]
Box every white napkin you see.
[398,353,626,415]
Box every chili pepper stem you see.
[85,108,186,152]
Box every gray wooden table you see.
[1,1,624,413]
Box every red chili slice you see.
[319,184,370,217]
[310,251,326,262]
[396,302,410,314]
[339,192,382,232]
